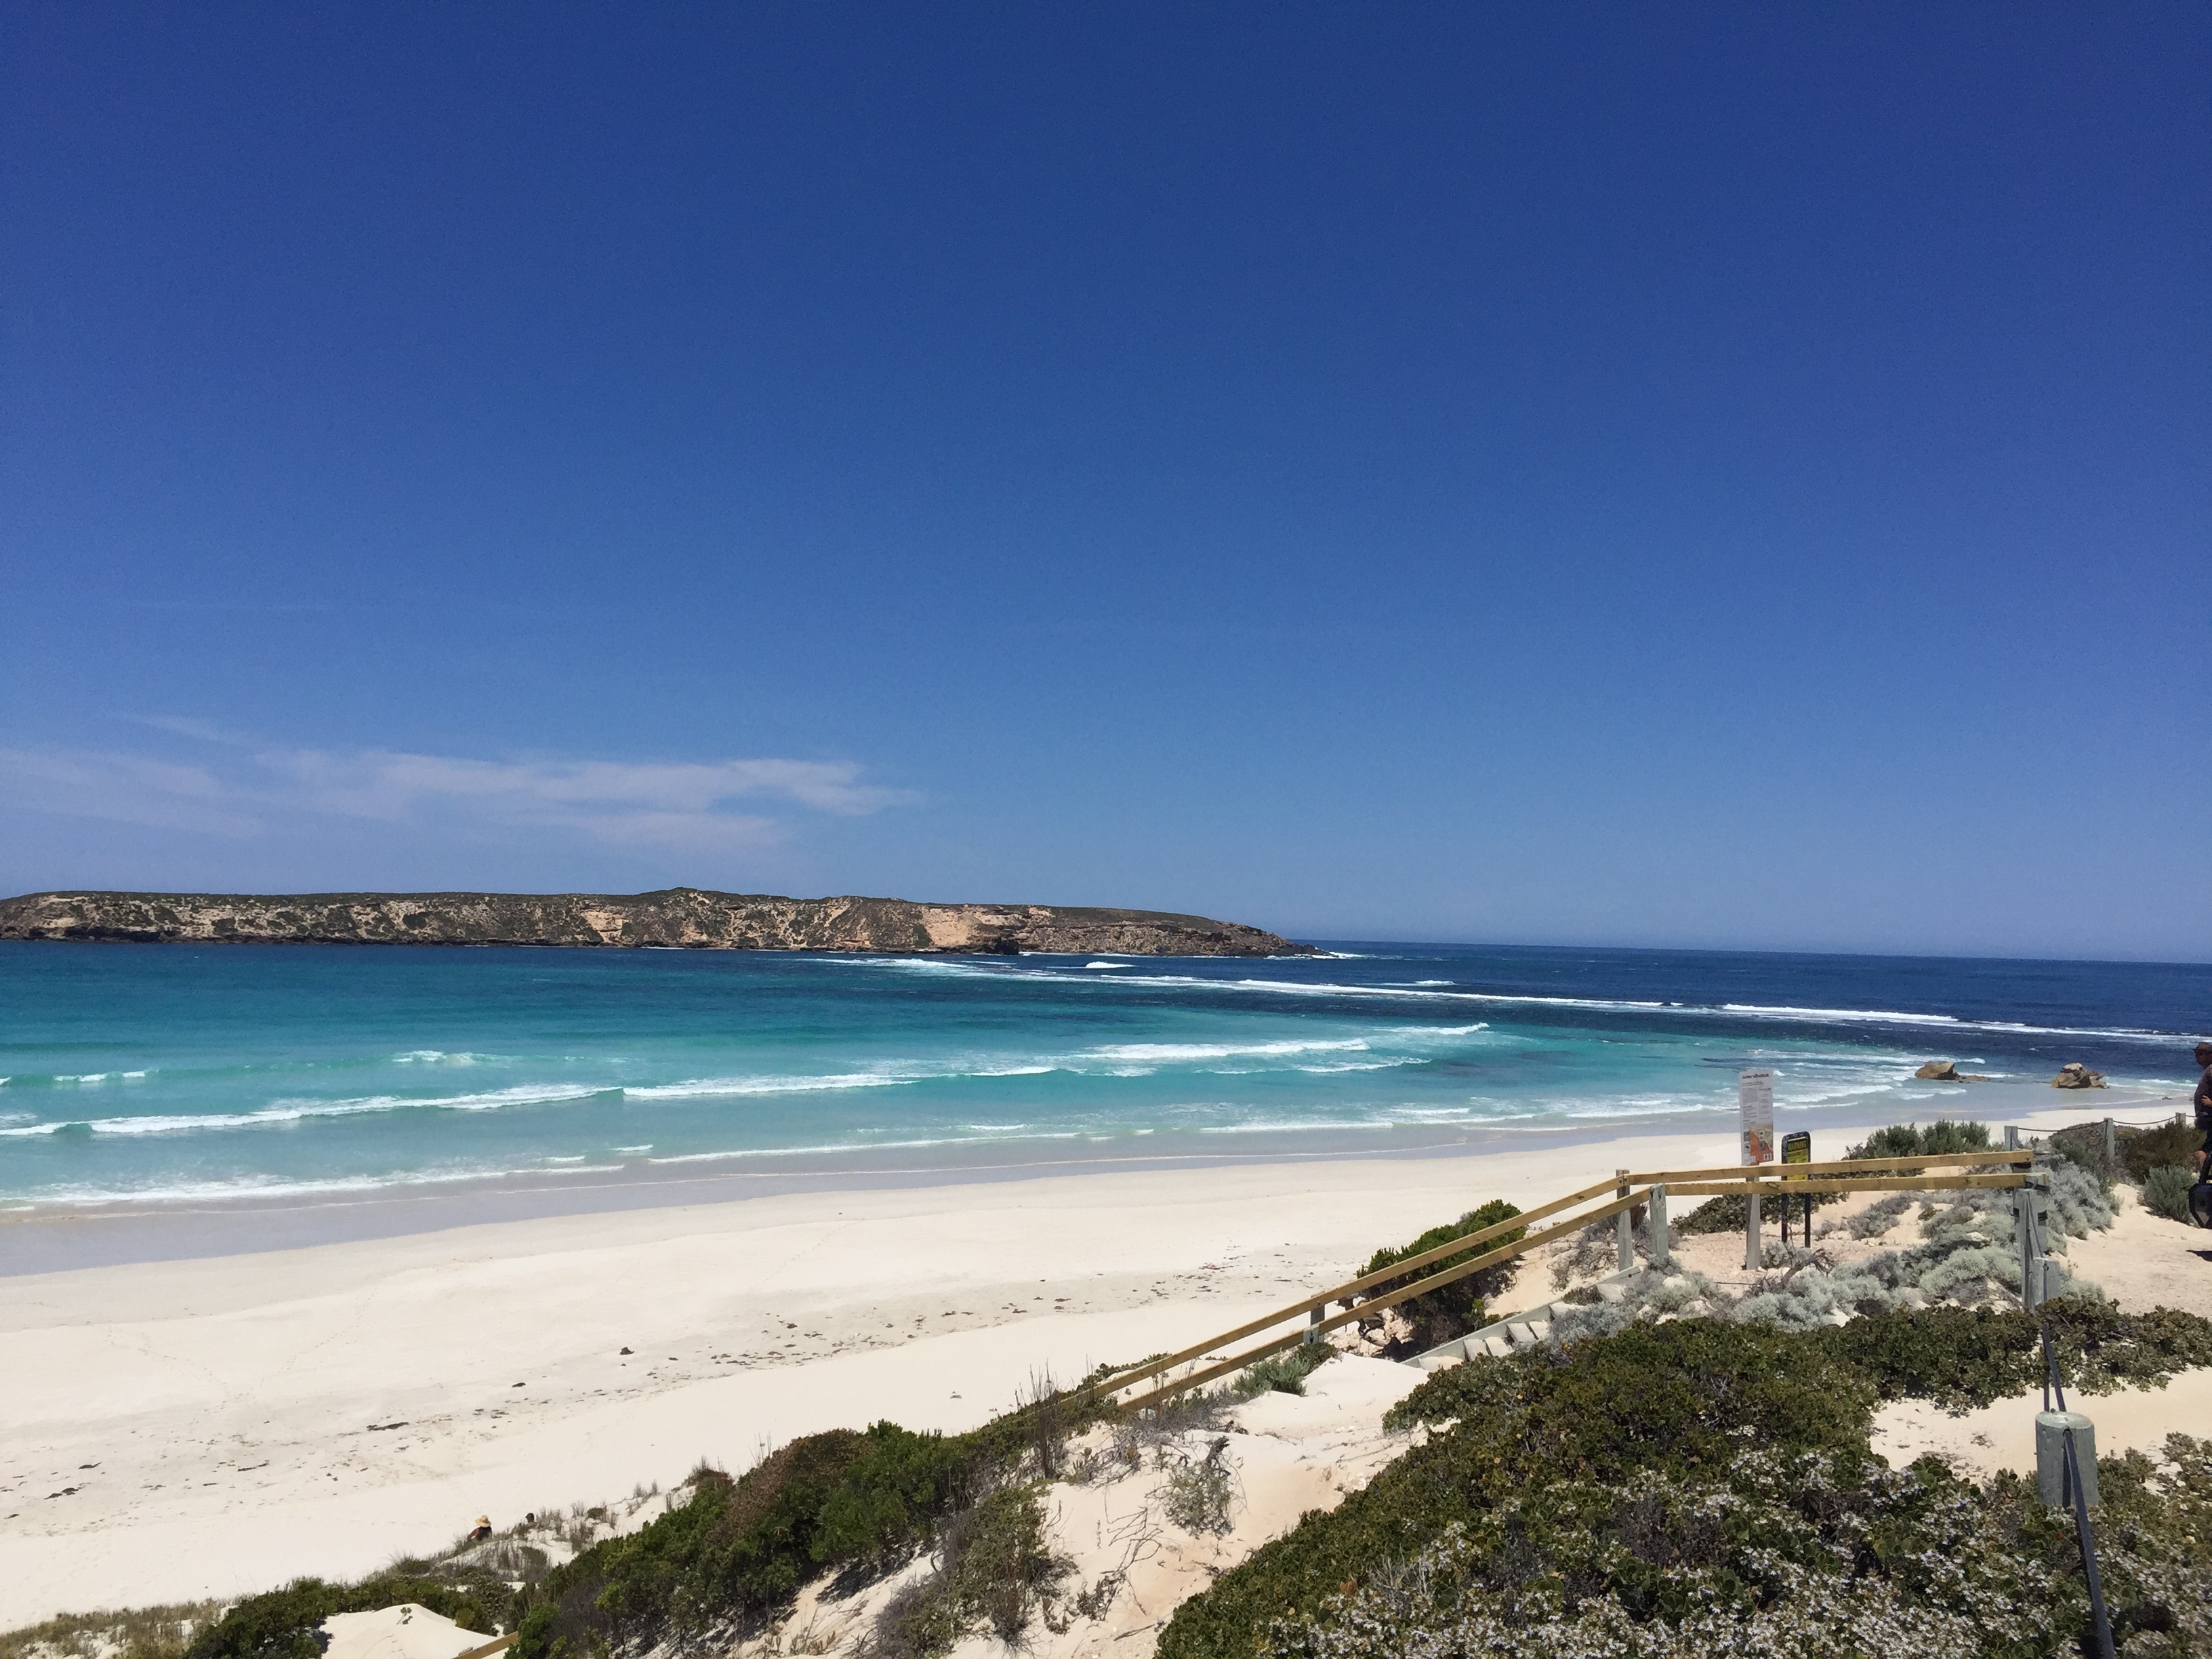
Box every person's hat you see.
[476,1515,490,1525]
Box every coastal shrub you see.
[1846,1118,1990,1162]
[1672,1120,2003,1241]
[1164,1322,1873,1659]
[1161,1436,1240,1536]
[1847,1190,1916,1238]
[1238,1342,1335,1397]
[184,1572,510,1659]
[2125,1118,2203,1185]
[2042,1153,2118,1237]
[3,1603,228,1659]
[1354,1198,1523,1354]
[2046,1120,2127,1190]
[2143,1166,2198,1223]
[511,1376,1119,1659]
[1258,1452,2063,1659]
[1160,1305,2212,1659]
[1542,1267,1717,1345]
[1676,1189,1838,1236]
[869,1483,1067,1658]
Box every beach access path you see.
[0,1103,2194,1629]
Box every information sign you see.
[1739,1069,1775,1165]
[1782,1131,1811,1164]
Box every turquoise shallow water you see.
[0,941,2203,1210]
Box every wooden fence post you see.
[1615,1170,1634,1272]
[1649,1184,1670,1268]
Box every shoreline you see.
[0,1099,2186,1628]
[1,1082,2186,1277]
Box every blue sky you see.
[3,6,2205,959]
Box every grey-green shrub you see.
[2144,1164,2198,1223]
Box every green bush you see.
[2045,1121,2125,1189]
[2127,1118,2205,1184]
[1353,1198,1523,1353]
[2144,1164,2199,1223]
[1846,1118,1990,1162]
[1675,1189,1837,1235]
[1237,1343,1334,1397]
[1814,1305,2039,1410]
[1159,1303,2212,1659]
[512,1378,1118,1659]
[1161,1321,1874,1659]
[184,1573,510,1659]
[869,1484,1066,1658]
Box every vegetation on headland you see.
[0,888,1312,957]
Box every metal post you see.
[1649,1185,1670,1268]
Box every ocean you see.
[1,940,2204,1221]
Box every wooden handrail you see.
[1664,1172,2026,1197]
[1623,1149,2030,1184]
[1084,1147,2040,1414]
[1112,1188,1648,1413]
[1080,1174,1621,1400]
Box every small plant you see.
[1161,1437,1238,1536]
[1237,1343,1334,1398]
[869,1484,1069,1658]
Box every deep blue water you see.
[0,941,2204,1210]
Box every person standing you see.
[2196,1041,2212,1177]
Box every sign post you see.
[1781,1130,1812,1246]
[1740,1069,1774,1269]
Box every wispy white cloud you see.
[0,732,917,856]
[0,747,264,838]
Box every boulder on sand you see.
[2052,1062,2108,1090]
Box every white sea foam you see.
[0,1082,613,1138]
[623,1072,916,1100]
[849,956,2191,1044]
[1084,1037,1372,1062]
[1083,961,1130,970]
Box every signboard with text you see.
[1782,1131,1811,1165]
[1740,1069,1775,1166]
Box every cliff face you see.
[0,889,1313,957]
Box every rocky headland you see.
[0,888,1313,956]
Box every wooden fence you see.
[1084,1148,2036,1414]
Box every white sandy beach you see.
[3,1098,2205,1631]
